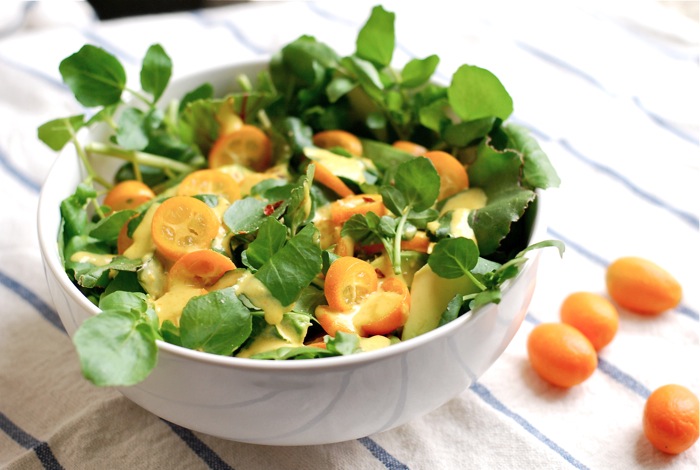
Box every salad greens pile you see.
[39,5,563,386]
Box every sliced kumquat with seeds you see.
[103,180,155,211]
[392,140,427,156]
[208,124,272,172]
[315,305,359,337]
[356,276,410,336]
[177,169,241,203]
[324,256,379,312]
[313,130,363,156]
[527,322,597,388]
[330,194,385,225]
[168,249,236,288]
[424,150,469,201]
[151,196,219,261]
[643,384,699,454]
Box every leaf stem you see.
[86,142,198,174]
[392,209,410,275]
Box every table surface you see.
[1,1,698,469]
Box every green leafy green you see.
[59,44,126,107]
[179,288,252,355]
[140,43,172,103]
[448,65,513,122]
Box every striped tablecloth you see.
[1,1,697,468]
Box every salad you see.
[39,5,562,386]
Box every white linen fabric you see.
[0,1,697,469]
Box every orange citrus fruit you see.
[560,292,619,351]
[606,257,682,315]
[643,384,699,454]
[527,322,598,388]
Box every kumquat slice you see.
[177,169,241,203]
[324,256,379,312]
[168,249,236,288]
[151,196,219,261]
[208,124,272,172]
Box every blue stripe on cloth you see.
[545,228,699,322]
[524,314,652,399]
[189,11,270,55]
[514,41,698,147]
[161,420,234,470]
[631,96,699,145]
[0,54,66,91]
[79,29,139,65]
[357,437,410,470]
[515,41,609,94]
[0,270,65,331]
[558,139,698,228]
[0,412,65,470]
[0,146,42,193]
[469,383,589,469]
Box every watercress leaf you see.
[178,82,214,113]
[99,291,148,317]
[407,208,439,229]
[468,139,522,192]
[180,288,252,356]
[401,55,439,88]
[115,107,148,150]
[73,311,158,386]
[394,157,440,212]
[281,35,339,86]
[223,197,269,234]
[378,215,398,237]
[341,213,378,244]
[160,320,181,346]
[515,239,566,259]
[469,289,502,310]
[90,210,136,241]
[293,285,326,315]
[469,187,536,256]
[37,115,85,151]
[140,43,172,103]
[360,138,413,172]
[503,123,561,189]
[438,293,464,327]
[285,165,314,233]
[74,256,142,289]
[103,271,145,297]
[245,217,287,270]
[356,5,395,68]
[419,97,451,134]
[254,224,323,306]
[341,56,384,102]
[366,112,386,130]
[60,184,96,240]
[327,76,356,103]
[325,331,360,356]
[448,64,513,122]
[443,117,495,147]
[250,346,334,360]
[429,237,480,279]
[379,185,406,216]
[59,44,126,107]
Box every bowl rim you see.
[37,59,547,373]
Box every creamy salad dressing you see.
[69,251,115,266]
[123,203,159,260]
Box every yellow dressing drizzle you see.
[69,251,115,266]
[123,202,159,260]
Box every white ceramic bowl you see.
[37,61,545,446]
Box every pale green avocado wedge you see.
[401,264,480,341]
